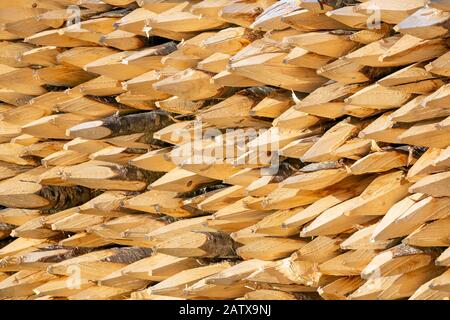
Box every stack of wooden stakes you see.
[0,0,449,300]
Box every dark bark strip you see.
[101,111,174,143]
[361,66,400,82]
[38,185,98,213]
[239,86,277,101]
[102,247,153,264]
[196,231,239,259]
[146,41,178,57]
[111,165,165,184]
[274,159,305,181]
[28,245,95,263]
[319,0,360,9]
[179,183,229,199]
[391,244,443,258]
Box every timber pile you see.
[0,0,449,301]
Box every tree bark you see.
[101,111,174,144]
[38,185,99,213]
